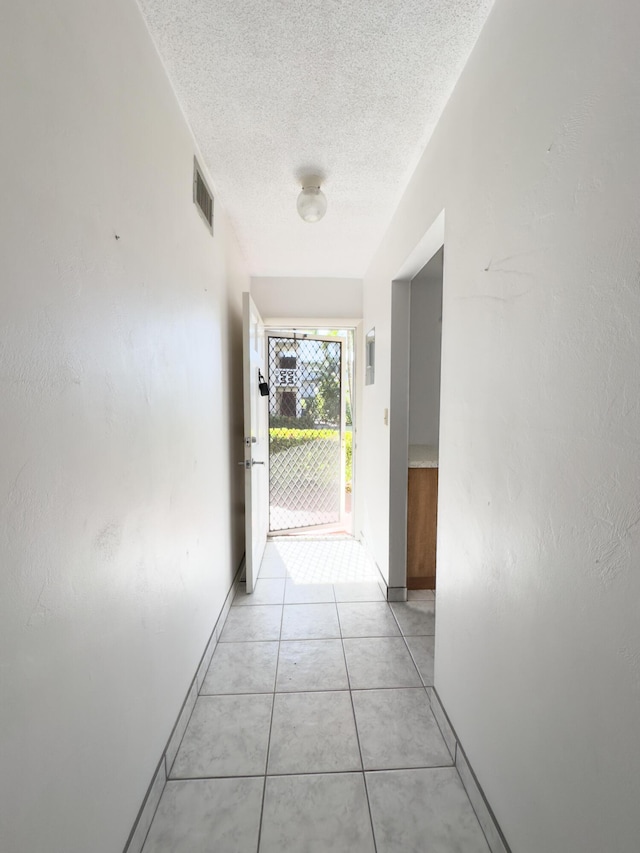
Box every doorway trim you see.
[388,211,445,591]
[262,317,364,541]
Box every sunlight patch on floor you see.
[261,538,379,584]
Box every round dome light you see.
[297,185,327,223]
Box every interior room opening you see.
[407,248,444,590]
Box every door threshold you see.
[268,528,354,541]
[268,521,352,538]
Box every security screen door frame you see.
[266,329,350,535]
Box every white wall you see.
[409,250,443,447]
[251,276,363,321]
[0,2,247,852]
[361,1,640,850]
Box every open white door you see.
[242,292,269,593]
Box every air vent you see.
[193,158,213,234]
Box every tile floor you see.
[142,540,490,853]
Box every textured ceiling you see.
[137,0,494,277]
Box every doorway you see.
[388,210,445,596]
[266,327,355,536]
[406,249,443,590]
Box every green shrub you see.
[269,427,352,489]
[345,430,352,490]
[269,414,315,430]
[269,427,337,453]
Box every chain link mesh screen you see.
[268,336,342,532]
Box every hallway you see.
[141,541,489,852]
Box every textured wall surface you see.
[362,1,640,850]
[409,251,443,447]
[0,2,247,851]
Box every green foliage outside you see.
[269,427,353,490]
[269,413,315,430]
[269,427,332,452]
[345,430,352,491]
[300,359,340,425]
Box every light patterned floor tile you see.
[142,778,263,853]
[352,688,451,770]
[260,773,376,853]
[276,639,348,692]
[201,641,278,695]
[268,691,361,774]
[170,695,272,778]
[343,637,422,689]
[366,768,490,853]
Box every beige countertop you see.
[408,444,439,468]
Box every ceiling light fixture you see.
[297,180,327,223]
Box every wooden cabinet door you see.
[406,468,438,589]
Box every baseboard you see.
[427,688,512,853]
[386,585,408,601]
[122,757,166,853]
[123,555,245,853]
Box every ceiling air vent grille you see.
[193,158,213,234]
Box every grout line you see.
[363,763,456,775]
[197,685,436,698]
[404,638,434,687]
[256,776,267,853]
[267,762,454,775]
[217,631,432,645]
[335,603,378,853]
[453,742,512,853]
[166,764,458,782]
[387,601,405,633]
[125,757,166,853]
[427,689,456,764]
[165,683,197,780]
[199,689,275,696]
[255,697,274,852]
[350,686,429,695]
[362,772,379,849]
[255,587,285,853]
[168,773,268,782]
[396,630,427,686]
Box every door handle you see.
[238,460,265,469]
[251,460,265,466]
